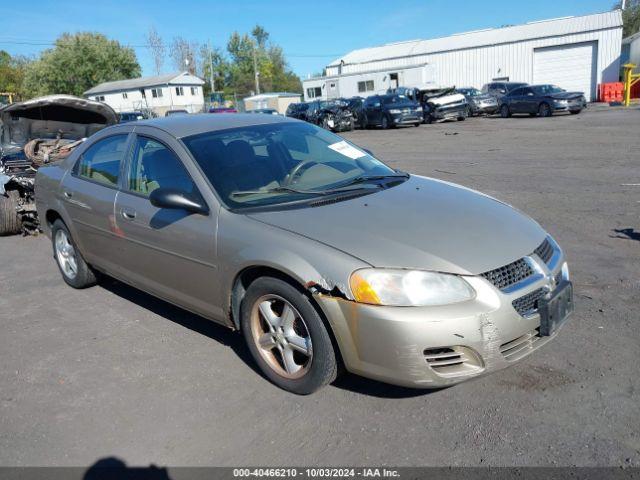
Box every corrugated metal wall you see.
[322,27,622,94]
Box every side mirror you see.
[149,188,209,215]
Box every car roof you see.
[133,112,297,138]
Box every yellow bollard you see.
[622,63,640,107]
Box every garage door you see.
[533,42,597,102]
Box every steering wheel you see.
[282,160,320,186]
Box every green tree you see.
[0,50,30,98]
[615,0,640,37]
[224,25,302,95]
[23,32,140,97]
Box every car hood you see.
[471,93,496,102]
[547,92,584,100]
[248,175,547,275]
[428,93,466,106]
[0,95,118,147]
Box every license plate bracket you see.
[539,281,574,336]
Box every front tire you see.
[0,190,22,236]
[381,115,389,129]
[570,109,581,115]
[500,104,511,118]
[241,277,338,394]
[51,219,96,289]
[539,103,552,117]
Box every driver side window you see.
[127,136,196,196]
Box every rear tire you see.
[500,104,511,118]
[0,190,22,236]
[241,277,338,394]
[51,219,97,289]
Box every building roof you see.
[84,72,205,95]
[244,92,302,101]
[327,10,623,68]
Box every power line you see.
[0,39,342,57]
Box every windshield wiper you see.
[230,186,327,198]
[324,172,410,192]
[231,172,409,198]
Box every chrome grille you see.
[481,258,534,290]
[512,287,547,316]
[534,238,554,264]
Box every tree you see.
[615,0,640,37]
[224,25,302,95]
[170,37,199,74]
[0,51,31,97]
[146,26,165,75]
[23,32,140,97]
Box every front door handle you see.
[63,191,73,198]
[121,209,136,220]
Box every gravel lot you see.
[1,106,639,468]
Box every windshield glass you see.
[183,122,398,209]
[532,85,565,95]
[459,88,481,96]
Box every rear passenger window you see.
[74,135,129,187]
[127,136,196,196]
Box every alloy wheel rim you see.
[55,230,78,279]
[250,294,313,379]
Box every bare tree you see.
[146,26,165,75]
[170,37,199,75]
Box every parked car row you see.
[286,82,586,132]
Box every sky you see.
[1,0,617,79]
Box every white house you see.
[303,11,623,102]
[84,72,206,115]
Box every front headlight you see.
[554,99,568,105]
[416,106,423,112]
[349,268,476,306]
[388,109,402,114]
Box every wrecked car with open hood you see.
[35,114,573,394]
[0,95,117,235]
[305,99,355,132]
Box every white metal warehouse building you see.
[303,11,623,102]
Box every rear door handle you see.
[121,209,136,220]
[63,191,73,198]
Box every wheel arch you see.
[230,264,346,369]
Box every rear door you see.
[113,128,223,320]
[59,133,131,273]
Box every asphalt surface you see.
[1,106,639,468]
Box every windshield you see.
[459,88,481,97]
[532,85,566,95]
[183,122,399,209]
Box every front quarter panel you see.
[217,207,370,319]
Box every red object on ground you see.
[598,82,624,102]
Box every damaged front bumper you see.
[314,273,569,388]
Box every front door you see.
[113,132,222,320]
[365,97,382,125]
[59,133,131,273]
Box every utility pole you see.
[252,42,260,95]
[621,0,626,9]
[208,40,215,93]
